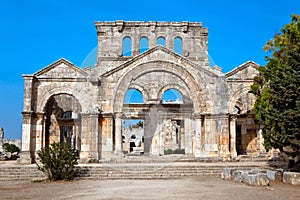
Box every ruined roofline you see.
[94,20,204,28]
[225,60,259,78]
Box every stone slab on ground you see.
[266,170,283,181]
[283,172,300,185]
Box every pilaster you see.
[230,114,238,158]
[114,112,123,156]
[193,113,202,157]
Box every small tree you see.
[37,142,78,181]
[136,121,143,128]
[252,14,300,159]
[3,143,20,153]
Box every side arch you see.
[36,86,91,113]
[229,86,255,114]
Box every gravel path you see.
[1,177,299,200]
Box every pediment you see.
[225,61,259,80]
[34,58,89,78]
[102,46,218,77]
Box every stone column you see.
[20,111,33,163]
[219,114,230,159]
[35,112,45,152]
[99,113,114,159]
[89,113,100,161]
[184,117,193,154]
[194,113,202,157]
[114,112,123,155]
[79,113,89,162]
[230,115,237,158]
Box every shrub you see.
[3,143,20,153]
[164,149,185,155]
[164,149,173,155]
[37,142,78,181]
[173,149,185,154]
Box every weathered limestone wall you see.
[95,21,209,75]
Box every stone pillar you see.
[35,112,45,152]
[194,113,202,157]
[114,113,123,155]
[230,115,238,158]
[89,113,100,161]
[22,75,34,112]
[219,114,230,159]
[184,118,193,154]
[99,113,114,159]
[79,113,89,161]
[20,111,33,163]
[132,35,139,56]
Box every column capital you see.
[101,112,114,118]
[193,112,202,119]
[229,114,237,120]
[21,111,34,118]
[114,112,123,119]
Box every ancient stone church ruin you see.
[21,21,264,163]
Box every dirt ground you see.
[1,177,300,200]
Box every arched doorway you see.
[44,94,82,151]
[230,90,260,156]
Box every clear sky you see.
[0,0,299,139]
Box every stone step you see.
[0,162,271,181]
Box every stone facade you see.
[21,21,264,163]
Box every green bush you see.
[3,143,20,153]
[164,148,185,155]
[164,149,173,155]
[37,142,78,181]
[173,149,185,154]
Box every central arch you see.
[112,61,204,113]
[111,61,204,155]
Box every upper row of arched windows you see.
[122,36,183,56]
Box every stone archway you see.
[43,93,82,151]
[229,88,260,156]
[112,61,201,156]
[113,61,204,113]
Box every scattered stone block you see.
[233,170,244,182]
[266,170,283,181]
[242,172,269,186]
[221,168,236,180]
[283,172,300,185]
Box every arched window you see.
[174,37,182,55]
[122,36,132,56]
[124,89,144,104]
[139,37,149,53]
[157,36,166,47]
[162,89,183,104]
[233,106,241,114]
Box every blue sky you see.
[0,0,299,139]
